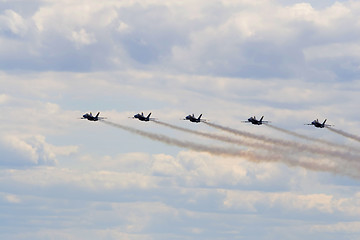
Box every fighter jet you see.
[242,116,269,125]
[183,114,206,123]
[81,112,106,121]
[132,112,155,122]
[305,119,333,128]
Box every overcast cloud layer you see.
[1,0,360,80]
[1,1,360,239]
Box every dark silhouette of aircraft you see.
[305,119,333,128]
[81,112,106,121]
[183,114,206,123]
[132,112,155,122]
[242,116,269,125]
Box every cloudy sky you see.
[1,0,360,239]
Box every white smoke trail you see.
[265,124,360,153]
[327,127,360,143]
[266,124,331,143]
[102,120,360,179]
[205,122,360,163]
[153,120,277,151]
[102,120,260,159]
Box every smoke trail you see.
[102,120,259,159]
[102,120,360,179]
[153,120,277,151]
[204,122,360,163]
[327,127,360,143]
[266,124,329,142]
[265,124,360,153]
[154,121,360,165]
[205,121,289,145]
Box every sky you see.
[1,0,360,239]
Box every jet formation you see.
[81,112,333,129]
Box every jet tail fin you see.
[95,112,100,118]
[198,114,202,120]
[260,116,264,122]
[323,119,327,124]
[147,112,152,119]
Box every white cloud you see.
[2,135,41,164]
[304,43,360,60]
[221,190,360,215]
[2,166,158,190]
[32,1,118,32]
[0,134,78,166]
[70,28,96,47]
[0,0,358,80]
[3,194,21,204]
[311,221,360,233]
[0,9,27,36]
[0,149,298,194]
[117,21,130,32]
[1,148,360,239]
[0,93,10,104]
[151,153,184,176]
